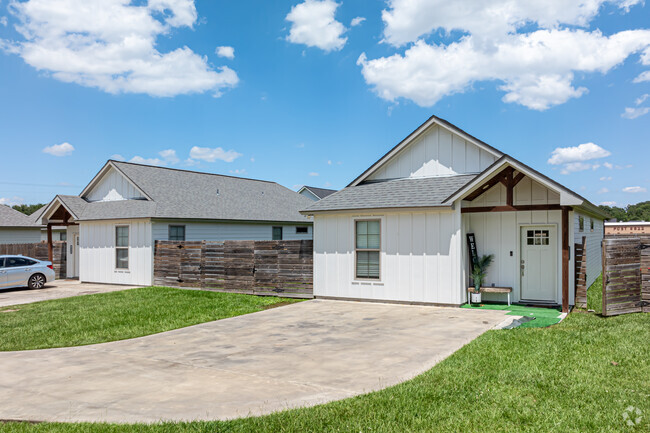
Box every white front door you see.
[520,226,557,302]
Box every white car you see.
[0,255,56,290]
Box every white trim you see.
[80,161,152,201]
[298,187,321,201]
[39,196,78,223]
[349,117,503,187]
[114,223,130,272]
[518,223,560,304]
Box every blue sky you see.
[0,0,648,208]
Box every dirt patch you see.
[263,301,298,310]
[1,309,20,313]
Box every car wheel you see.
[28,273,46,290]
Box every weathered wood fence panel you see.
[574,236,587,308]
[602,235,650,316]
[0,242,67,279]
[153,240,313,298]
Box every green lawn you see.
[0,287,299,351]
[2,276,649,432]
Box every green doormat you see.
[461,303,562,328]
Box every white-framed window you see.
[578,216,585,232]
[296,226,309,234]
[355,219,380,280]
[60,232,67,241]
[115,225,129,270]
[168,225,186,241]
[272,226,283,240]
[590,218,594,232]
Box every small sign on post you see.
[467,233,479,270]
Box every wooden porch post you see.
[561,207,570,313]
[47,223,53,263]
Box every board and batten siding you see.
[151,220,312,242]
[85,167,145,202]
[79,219,153,286]
[461,178,574,305]
[574,212,604,290]
[313,208,464,305]
[367,124,498,181]
[0,228,42,244]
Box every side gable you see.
[82,162,149,202]
[350,115,503,186]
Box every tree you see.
[11,203,46,216]
[599,201,650,222]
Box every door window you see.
[526,229,550,246]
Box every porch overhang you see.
[40,196,81,263]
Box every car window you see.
[4,257,36,268]
[0,258,4,268]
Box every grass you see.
[0,287,299,351]
[2,276,649,432]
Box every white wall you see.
[461,179,572,305]
[151,220,312,242]
[574,212,604,289]
[313,208,463,305]
[79,219,152,286]
[85,168,145,202]
[368,124,498,181]
[0,228,42,244]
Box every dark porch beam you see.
[47,223,53,263]
[465,167,513,201]
[562,207,570,313]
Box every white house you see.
[38,160,314,285]
[302,115,608,312]
[298,186,337,201]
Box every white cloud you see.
[560,162,600,175]
[129,156,165,166]
[4,0,238,97]
[358,1,650,110]
[600,201,617,206]
[623,186,647,193]
[548,142,611,165]
[250,157,255,163]
[215,46,235,59]
[603,162,614,169]
[598,188,609,194]
[350,17,365,27]
[309,172,319,176]
[42,142,74,156]
[0,196,24,206]
[189,146,242,162]
[324,181,332,187]
[600,176,612,181]
[633,70,650,82]
[622,93,650,119]
[286,0,347,52]
[327,160,332,165]
[111,154,126,161]
[229,169,247,175]
[159,149,180,164]
[622,106,650,119]
[0,16,7,27]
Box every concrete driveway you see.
[0,299,508,423]
[0,280,135,308]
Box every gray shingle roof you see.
[302,186,337,200]
[66,161,313,223]
[0,205,40,227]
[302,175,477,213]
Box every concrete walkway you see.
[0,300,508,423]
[0,280,135,308]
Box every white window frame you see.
[115,224,130,271]
[354,218,382,281]
[578,216,584,233]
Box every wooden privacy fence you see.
[0,241,67,279]
[574,236,587,308]
[602,235,650,316]
[153,240,313,298]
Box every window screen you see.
[356,220,380,279]
[272,226,283,240]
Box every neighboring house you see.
[298,186,337,201]
[302,115,608,311]
[37,160,314,285]
[0,205,43,244]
